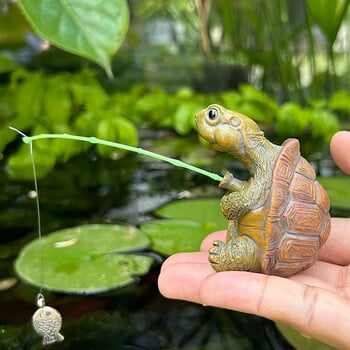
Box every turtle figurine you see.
[195,104,331,277]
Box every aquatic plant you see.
[0,67,343,179]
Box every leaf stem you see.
[22,133,223,182]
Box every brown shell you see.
[240,139,331,277]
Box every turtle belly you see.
[237,209,269,258]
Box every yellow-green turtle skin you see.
[195,104,331,277]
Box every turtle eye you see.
[206,107,219,121]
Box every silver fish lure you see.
[32,294,64,345]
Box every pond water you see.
[0,133,346,349]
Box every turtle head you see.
[195,104,265,160]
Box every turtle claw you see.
[208,240,225,269]
[211,240,221,248]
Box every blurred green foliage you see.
[134,0,350,100]
[0,67,343,179]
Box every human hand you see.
[158,131,350,349]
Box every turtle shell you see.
[239,138,331,277]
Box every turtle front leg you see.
[226,220,238,241]
[209,235,261,272]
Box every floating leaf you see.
[15,225,153,294]
[155,198,226,229]
[143,198,227,255]
[17,0,129,77]
[318,177,350,209]
[141,219,215,255]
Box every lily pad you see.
[318,177,350,209]
[144,198,227,255]
[15,225,153,294]
[155,198,227,230]
[141,219,217,256]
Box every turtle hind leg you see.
[209,236,261,272]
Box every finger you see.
[330,131,350,174]
[319,217,350,265]
[160,252,208,272]
[290,261,343,291]
[158,260,215,303]
[200,230,226,251]
[198,271,350,349]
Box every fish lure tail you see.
[43,333,64,345]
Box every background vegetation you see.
[1,0,350,179]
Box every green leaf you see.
[141,219,213,255]
[16,0,130,77]
[173,103,199,135]
[306,0,350,44]
[114,117,138,147]
[96,117,138,157]
[276,103,310,137]
[237,84,277,123]
[142,198,227,255]
[0,55,19,73]
[43,76,72,126]
[309,109,340,142]
[0,116,33,153]
[155,198,227,229]
[7,142,56,180]
[15,225,153,294]
[328,90,350,113]
[15,72,43,119]
[318,177,350,209]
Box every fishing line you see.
[9,127,64,345]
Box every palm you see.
[159,218,350,349]
[292,217,350,299]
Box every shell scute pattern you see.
[262,139,331,276]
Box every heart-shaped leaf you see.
[17,0,129,77]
